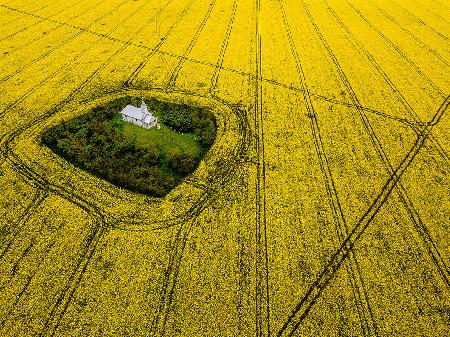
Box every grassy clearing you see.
[112,113,203,159]
[42,97,215,197]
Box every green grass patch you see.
[112,113,202,159]
[42,96,216,197]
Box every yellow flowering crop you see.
[0,0,448,336]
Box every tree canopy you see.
[42,96,217,197]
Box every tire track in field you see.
[9,237,35,276]
[0,3,49,28]
[366,0,449,67]
[302,1,379,330]
[148,100,251,336]
[278,0,377,335]
[0,11,251,336]
[38,216,107,337]
[391,1,448,42]
[0,0,130,122]
[0,190,78,331]
[0,0,171,266]
[0,2,430,130]
[323,0,450,286]
[0,0,171,124]
[345,0,446,97]
[0,150,109,337]
[278,95,449,336]
[409,0,450,24]
[431,0,450,11]
[324,0,449,165]
[0,213,64,332]
[0,1,48,28]
[0,0,89,43]
[0,1,105,79]
[253,0,270,336]
[0,0,116,62]
[0,188,47,259]
[123,0,199,88]
[209,0,239,94]
[0,1,187,333]
[261,80,428,129]
[149,186,234,336]
[316,95,426,127]
[4,106,107,337]
[2,0,41,13]
[270,79,427,129]
[164,0,218,90]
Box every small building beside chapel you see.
[120,100,160,129]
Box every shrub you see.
[42,96,217,197]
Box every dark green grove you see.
[41,96,217,197]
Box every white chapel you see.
[120,100,160,129]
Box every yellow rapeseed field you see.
[0,0,449,336]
